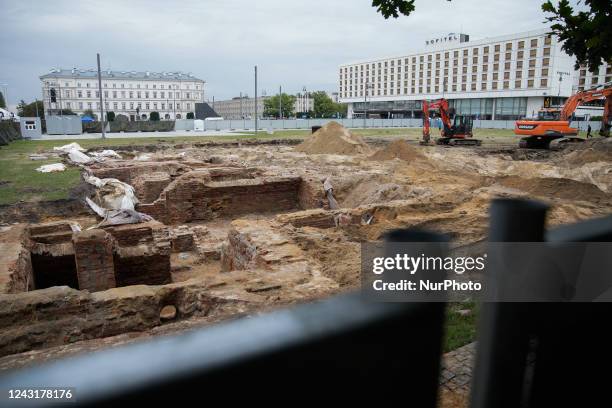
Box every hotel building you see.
[339,29,611,120]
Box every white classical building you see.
[40,69,205,120]
[339,29,611,119]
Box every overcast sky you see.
[0,0,552,109]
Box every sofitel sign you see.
[426,33,469,46]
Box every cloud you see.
[0,0,549,105]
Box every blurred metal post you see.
[254,66,258,135]
[96,53,105,139]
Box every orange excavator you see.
[421,98,481,146]
[514,83,612,148]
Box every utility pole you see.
[254,65,258,135]
[364,81,368,129]
[279,85,282,119]
[96,53,106,139]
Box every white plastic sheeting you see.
[53,142,86,153]
[36,163,66,173]
[90,150,122,159]
[68,149,93,164]
[85,175,139,214]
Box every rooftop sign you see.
[425,33,469,47]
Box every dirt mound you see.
[294,121,370,155]
[556,138,612,165]
[497,175,610,202]
[368,139,426,162]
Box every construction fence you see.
[191,118,602,132]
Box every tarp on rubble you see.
[85,175,152,226]
[53,142,86,153]
[36,163,66,173]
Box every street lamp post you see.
[302,86,307,118]
[363,81,373,129]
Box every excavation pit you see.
[0,136,610,368]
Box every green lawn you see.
[444,301,479,352]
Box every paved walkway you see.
[440,342,476,395]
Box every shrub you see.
[149,111,160,121]
[186,112,194,119]
[106,111,116,122]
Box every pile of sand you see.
[497,175,610,202]
[368,140,426,162]
[294,122,371,155]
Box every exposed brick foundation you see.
[73,230,116,292]
[138,172,302,224]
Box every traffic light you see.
[50,88,56,103]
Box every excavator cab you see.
[450,115,473,137]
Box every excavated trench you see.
[0,134,611,364]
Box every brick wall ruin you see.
[3,221,172,294]
[138,171,303,224]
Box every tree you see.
[106,111,116,122]
[186,112,194,119]
[17,100,45,118]
[371,1,611,72]
[264,93,296,118]
[0,91,5,109]
[372,0,415,19]
[542,0,611,71]
[149,111,160,121]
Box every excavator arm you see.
[422,99,451,141]
[560,85,612,121]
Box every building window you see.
[471,83,476,91]
[492,82,498,90]
[145,103,150,110]
[113,91,117,98]
[481,82,487,90]
[506,43,512,50]
[77,91,82,98]
[518,41,525,49]
[528,79,534,88]
[130,102,134,109]
[503,81,509,89]
[544,35,551,45]
[95,91,99,98]
[145,92,149,98]
[540,79,548,87]
[516,71,522,79]
[531,39,538,47]
[543,48,551,56]
[104,91,108,98]
[113,102,118,109]
[541,68,549,77]
[515,80,521,88]
[79,102,83,109]
[122,102,126,109]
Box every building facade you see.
[212,94,315,120]
[40,69,205,121]
[339,29,611,120]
